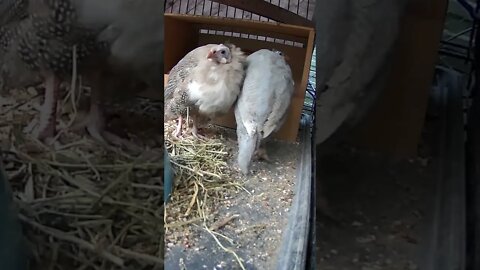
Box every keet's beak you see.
[207,50,215,59]
[284,54,290,61]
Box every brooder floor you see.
[164,123,299,270]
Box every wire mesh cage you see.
[165,0,315,21]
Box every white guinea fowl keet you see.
[235,49,295,175]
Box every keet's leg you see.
[191,114,207,139]
[173,115,183,137]
[72,72,140,152]
[37,73,61,142]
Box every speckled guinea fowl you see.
[0,0,163,147]
[0,0,28,25]
[73,0,163,148]
[0,0,109,141]
[165,43,246,138]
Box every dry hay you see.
[164,121,248,269]
[0,81,163,269]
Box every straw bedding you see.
[0,82,163,270]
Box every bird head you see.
[206,44,232,64]
[271,49,283,56]
[271,49,290,61]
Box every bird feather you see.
[235,49,294,174]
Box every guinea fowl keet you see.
[235,49,295,175]
[72,0,163,148]
[0,0,109,142]
[165,43,246,138]
[0,0,163,147]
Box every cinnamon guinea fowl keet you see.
[0,0,163,147]
[165,43,246,138]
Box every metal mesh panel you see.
[165,0,315,21]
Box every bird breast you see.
[187,64,243,116]
[187,79,234,115]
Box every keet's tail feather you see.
[237,132,259,175]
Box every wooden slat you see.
[209,0,313,27]
[165,13,313,38]
[195,24,308,44]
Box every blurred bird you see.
[165,43,246,138]
[235,49,294,175]
[0,0,108,141]
[0,0,163,146]
[314,0,407,144]
[71,0,163,147]
[312,0,409,227]
[76,0,163,89]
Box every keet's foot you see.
[37,119,56,143]
[72,110,141,153]
[37,73,60,144]
[191,126,207,140]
